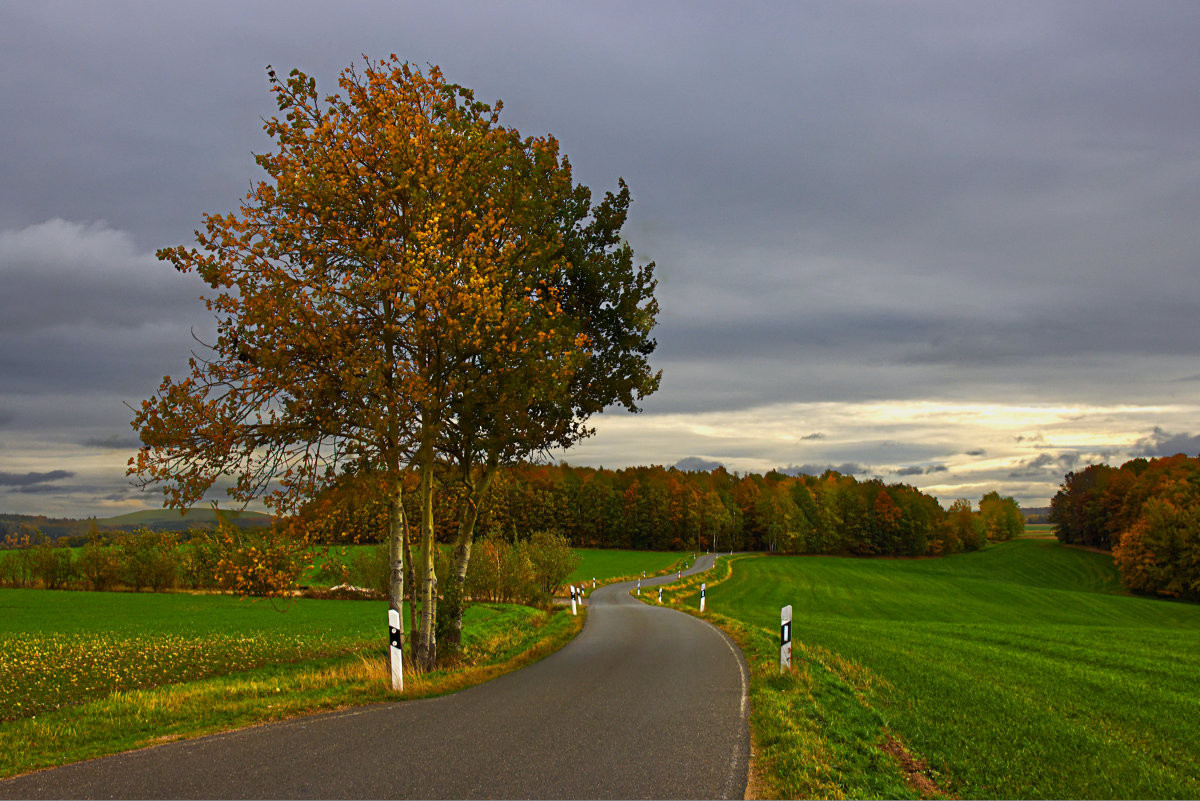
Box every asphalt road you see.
[1,554,750,799]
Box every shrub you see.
[214,522,308,597]
[526,530,581,603]
[0,549,34,588]
[29,542,77,590]
[117,529,180,592]
[347,543,389,596]
[77,542,122,591]
[179,529,222,589]
[0,529,39,588]
[463,533,579,606]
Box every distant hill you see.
[0,508,272,543]
[93,508,273,531]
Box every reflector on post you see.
[780,604,792,672]
[388,608,404,691]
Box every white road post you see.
[592,578,596,589]
[570,585,578,615]
[700,583,706,612]
[658,586,662,603]
[388,608,404,691]
[780,604,793,672]
[637,577,641,596]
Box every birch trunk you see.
[387,476,406,641]
[442,462,498,654]
[415,440,438,672]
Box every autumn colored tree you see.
[129,57,656,672]
[977,491,1023,542]
[1112,484,1200,600]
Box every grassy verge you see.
[648,556,932,799]
[653,542,1200,799]
[0,593,582,779]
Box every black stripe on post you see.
[780,621,790,646]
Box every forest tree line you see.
[1050,453,1200,600]
[307,462,1023,558]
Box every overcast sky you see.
[3,1,1200,517]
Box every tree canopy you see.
[129,56,659,671]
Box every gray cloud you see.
[674,456,724,472]
[0,219,205,334]
[1009,452,1079,479]
[1134,427,1200,458]
[0,470,74,487]
[81,434,143,450]
[896,464,948,476]
[965,449,987,457]
[780,463,871,478]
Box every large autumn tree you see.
[129,56,658,672]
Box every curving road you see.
[1,554,749,799]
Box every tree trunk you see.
[403,506,418,658]
[415,440,438,672]
[442,461,498,655]
[387,475,406,644]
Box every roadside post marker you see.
[637,577,641,596]
[700,583,706,612]
[780,604,793,672]
[592,578,596,589]
[388,608,404,692]
[570,585,578,615]
[658,586,662,603]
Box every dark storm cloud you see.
[1134,428,1200,458]
[0,470,74,487]
[0,219,206,334]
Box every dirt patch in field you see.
[881,733,948,798]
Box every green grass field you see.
[0,589,570,724]
[699,541,1200,798]
[569,548,688,585]
[0,589,582,777]
[0,589,387,720]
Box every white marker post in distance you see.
[570,586,578,615]
[388,608,404,691]
[700,582,706,612]
[780,604,793,672]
